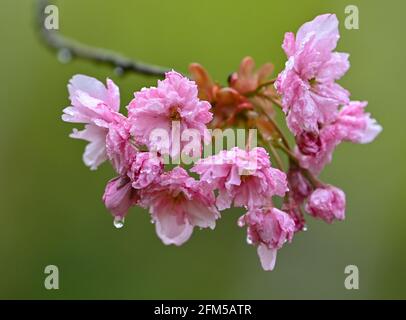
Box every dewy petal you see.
[360,117,382,143]
[70,124,108,170]
[68,74,110,103]
[185,200,218,229]
[336,101,382,144]
[155,208,194,246]
[257,244,277,271]
[317,52,350,82]
[103,177,137,218]
[296,14,340,52]
[282,32,296,57]
[216,189,233,211]
[106,78,120,112]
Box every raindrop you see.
[302,225,308,231]
[57,48,72,64]
[246,236,253,245]
[113,216,125,229]
[150,219,155,224]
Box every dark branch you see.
[35,0,169,77]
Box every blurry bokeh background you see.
[0,0,405,299]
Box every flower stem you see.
[269,144,285,171]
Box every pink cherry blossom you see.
[62,75,124,170]
[192,147,288,210]
[238,207,295,271]
[102,176,139,220]
[305,185,345,223]
[139,167,219,246]
[275,14,350,135]
[127,71,213,157]
[296,101,382,174]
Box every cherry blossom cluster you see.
[62,14,381,271]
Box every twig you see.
[35,0,170,77]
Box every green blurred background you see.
[0,0,404,299]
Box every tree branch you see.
[35,0,170,77]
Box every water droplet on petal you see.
[246,236,253,245]
[113,216,125,229]
[150,219,155,224]
[57,48,72,64]
[303,225,308,232]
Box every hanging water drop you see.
[246,236,253,245]
[237,216,245,227]
[113,216,125,229]
[57,48,72,64]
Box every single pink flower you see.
[296,101,382,174]
[127,71,213,157]
[275,14,350,135]
[139,167,219,246]
[102,176,139,220]
[192,147,288,210]
[238,207,295,271]
[305,185,345,223]
[62,75,124,170]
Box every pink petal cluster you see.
[61,13,383,272]
[238,208,295,270]
[63,72,219,246]
[305,185,346,223]
[275,14,350,135]
[127,71,213,157]
[139,167,219,245]
[192,147,288,210]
